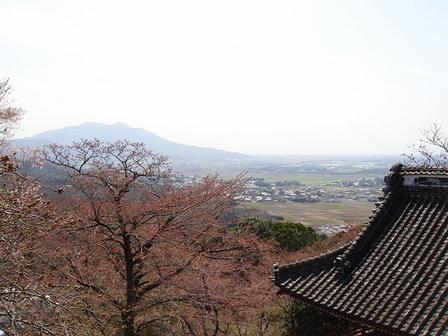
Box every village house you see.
[274,164,448,335]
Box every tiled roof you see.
[274,164,448,335]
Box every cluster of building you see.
[238,176,383,204]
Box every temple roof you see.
[274,164,448,335]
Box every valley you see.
[176,154,400,235]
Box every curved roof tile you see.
[274,164,448,335]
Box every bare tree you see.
[0,79,96,335]
[0,78,24,145]
[403,123,448,167]
[44,139,247,336]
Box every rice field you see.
[248,199,376,229]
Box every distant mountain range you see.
[11,122,247,162]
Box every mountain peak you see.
[12,122,246,162]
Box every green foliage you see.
[253,178,271,187]
[275,180,301,186]
[271,214,285,221]
[235,217,320,251]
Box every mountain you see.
[11,122,246,162]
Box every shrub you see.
[235,217,320,251]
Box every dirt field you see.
[248,199,376,229]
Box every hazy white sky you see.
[1,0,448,155]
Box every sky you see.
[1,0,448,156]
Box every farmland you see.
[179,154,399,234]
[247,199,376,228]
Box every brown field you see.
[247,199,376,229]
[181,160,389,231]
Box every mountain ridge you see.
[12,122,246,162]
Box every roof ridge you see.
[275,163,406,279]
[274,243,348,274]
[333,164,405,275]
[275,163,448,278]
[273,163,448,335]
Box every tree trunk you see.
[122,234,137,336]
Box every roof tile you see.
[274,165,448,335]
